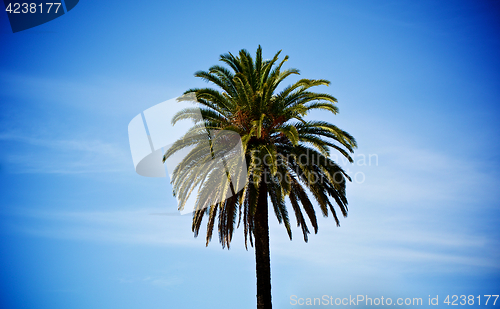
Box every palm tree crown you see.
[164,45,357,248]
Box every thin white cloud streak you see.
[0,71,179,116]
[142,276,183,288]
[117,275,183,290]
[1,208,198,246]
[0,131,132,174]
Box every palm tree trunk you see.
[254,178,272,309]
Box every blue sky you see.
[0,0,499,308]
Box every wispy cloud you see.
[0,71,179,116]
[0,131,132,174]
[117,275,182,288]
[347,142,500,205]
[265,142,500,274]
[0,127,498,279]
[1,204,498,277]
[0,207,197,246]
[268,215,500,274]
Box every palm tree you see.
[163,46,357,309]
